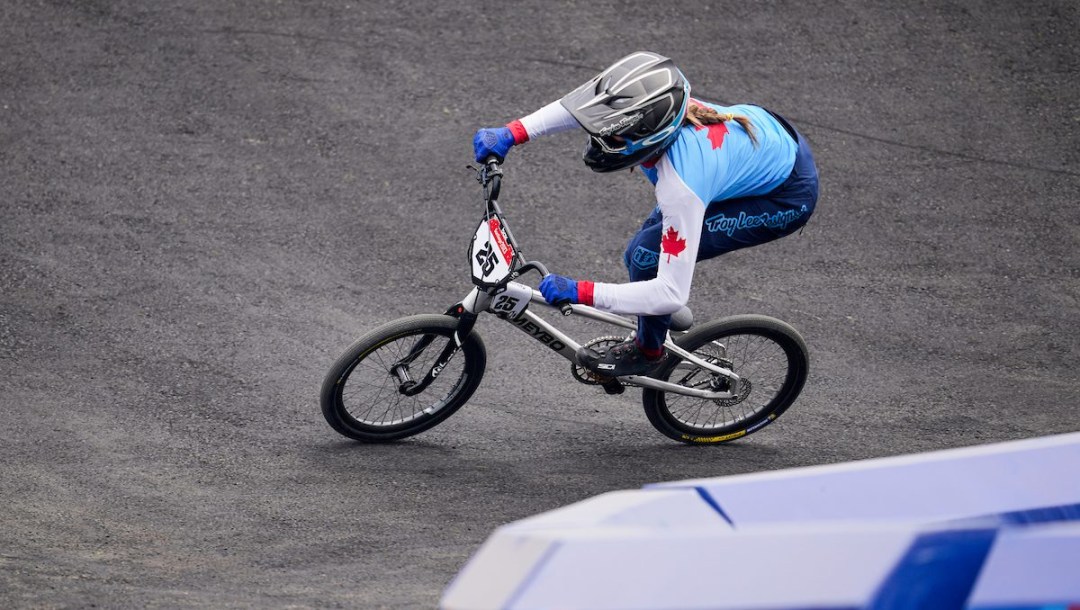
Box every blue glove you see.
[473,126,515,163]
[539,274,579,305]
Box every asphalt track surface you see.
[2,1,1078,607]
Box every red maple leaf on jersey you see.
[661,226,687,263]
[695,122,729,150]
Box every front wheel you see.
[642,314,808,445]
[320,314,487,442]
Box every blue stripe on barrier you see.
[972,600,1080,604]
[992,503,1080,526]
[694,486,735,526]
[868,528,998,610]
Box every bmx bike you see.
[320,159,809,444]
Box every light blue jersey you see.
[512,98,813,320]
[640,102,797,204]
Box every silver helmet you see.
[559,52,690,172]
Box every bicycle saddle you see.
[670,306,693,331]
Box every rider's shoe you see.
[577,339,667,378]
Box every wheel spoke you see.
[660,329,795,432]
[337,332,467,427]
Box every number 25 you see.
[494,296,519,312]
[475,241,498,277]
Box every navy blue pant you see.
[623,129,819,349]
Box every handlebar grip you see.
[530,263,570,314]
[482,157,502,201]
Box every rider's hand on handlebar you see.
[473,127,516,163]
[539,274,594,307]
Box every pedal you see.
[600,378,625,395]
[570,336,626,386]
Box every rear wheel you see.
[642,315,808,444]
[320,314,486,442]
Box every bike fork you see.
[392,305,477,397]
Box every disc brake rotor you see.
[713,377,752,407]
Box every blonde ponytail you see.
[685,103,759,147]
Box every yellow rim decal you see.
[684,429,746,443]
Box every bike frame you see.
[458,285,741,400]
[395,159,740,401]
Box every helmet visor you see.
[591,134,628,154]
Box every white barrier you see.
[442,433,1080,610]
[649,432,1080,526]
[968,522,1080,609]
[441,488,729,608]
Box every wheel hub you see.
[713,377,751,407]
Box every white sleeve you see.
[518,101,580,139]
[591,155,706,316]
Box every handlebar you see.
[517,261,549,277]
[515,261,572,316]
[482,156,502,203]
[479,160,572,317]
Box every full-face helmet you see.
[559,52,690,172]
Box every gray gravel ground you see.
[2,0,1078,607]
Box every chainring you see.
[571,336,626,385]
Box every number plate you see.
[469,213,518,287]
[487,281,532,320]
